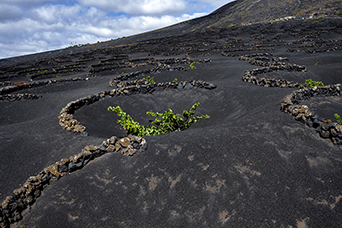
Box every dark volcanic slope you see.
[1,0,341,68]
[1,15,342,228]
[210,0,342,25]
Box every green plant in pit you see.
[108,106,147,136]
[108,102,210,136]
[303,79,324,88]
[188,62,196,70]
[173,78,178,82]
[56,75,61,78]
[335,113,342,125]
[142,76,155,84]
[314,61,318,66]
[38,70,48,74]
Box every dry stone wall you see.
[281,85,342,145]
[0,57,217,227]
[239,53,342,145]
[0,134,147,227]
[0,77,88,102]
[59,80,216,134]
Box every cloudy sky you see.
[0,0,233,59]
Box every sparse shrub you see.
[303,79,324,88]
[107,103,210,136]
[335,113,342,125]
[38,70,48,74]
[188,62,197,70]
[142,76,155,84]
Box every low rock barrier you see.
[240,53,342,146]
[87,57,211,77]
[1,58,217,227]
[280,85,342,145]
[0,77,89,102]
[59,80,217,134]
[0,134,147,227]
[0,93,42,102]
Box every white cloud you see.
[0,1,214,59]
[0,4,24,22]
[32,4,82,24]
[79,0,187,15]
[0,0,60,9]
[195,0,234,8]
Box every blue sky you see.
[0,0,233,59]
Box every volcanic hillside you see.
[1,1,342,228]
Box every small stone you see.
[48,164,59,177]
[115,141,122,152]
[93,149,105,157]
[13,187,25,197]
[321,123,331,131]
[74,124,86,132]
[132,142,140,149]
[330,128,338,137]
[335,125,342,133]
[70,153,83,163]
[307,118,314,128]
[122,145,137,156]
[184,83,194,90]
[58,164,69,173]
[102,140,109,147]
[139,139,148,153]
[204,83,217,90]
[24,184,35,196]
[60,158,69,165]
[108,136,117,145]
[34,189,41,198]
[332,137,341,145]
[49,176,59,185]
[69,162,83,172]
[84,145,96,151]
[282,94,293,105]
[128,134,141,142]
[99,145,107,152]
[24,195,34,205]
[119,137,130,148]
[1,196,13,209]
[106,145,115,152]
[319,129,331,139]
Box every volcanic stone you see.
[119,138,130,148]
[48,164,59,177]
[106,145,115,152]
